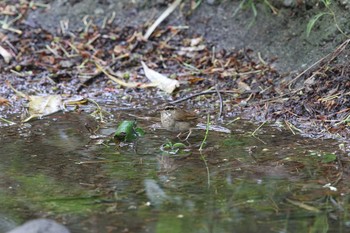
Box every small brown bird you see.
[160,105,198,133]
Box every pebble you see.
[7,219,70,233]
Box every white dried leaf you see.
[141,61,179,94]
[0,45,13,64]
[237,81,251,92]
[190,37,203,47]
[23,95,63,122]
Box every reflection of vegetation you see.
[199,114,210,151]
[155,215,182,233]
[1,174,99,214]
[311,214,329,233]
[222,137,245,147]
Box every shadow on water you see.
[0,111,349,233]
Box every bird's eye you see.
[164,105,175,110]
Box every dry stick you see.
[143,0,182,40]
[0,117,15,125]
[215,84,224,118]
[0,14,22,34]
[77,12,142,90]
[264,39,350,115]
[77,54,130,91]
[169,89,250,120]
[77,30,145,91]
[287,38,350,90]
[250,121,267,144]
[169,89,245,105]
[285,198,321,213]
[199,114,211,188]
[284,120,296,135]
[95,61,156,89]
[332,154,343,186]
[259,39,350,103]
[199,114,211,151]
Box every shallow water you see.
[0,111,348,233]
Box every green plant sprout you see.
[306,0,348,37]
[160,139,187,155]
[199,114,211,188]
[233,0,278,28]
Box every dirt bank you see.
[1,0,350,138]
[26,0,350,73]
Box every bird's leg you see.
[184,128,192,141]
[176,132,182,139]
[178,128,193,141]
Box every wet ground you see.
[0,109,348,233]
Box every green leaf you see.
[160,140,189,155]
[233,0,247,17]
[172,143,186,149]
[321,0,331,7]
[306,12,330,37]
[251,1,257,18]
[321,153,337,163]
[134,128,145,137]
[114,120,144,142]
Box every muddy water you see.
[0,111,348,233]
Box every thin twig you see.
[284,120,296,135]
[332,154,343,186]
[143,0,182,40]
[77,54,133,91]
[284,120,303,135]
[0,117,16,125]
[287,38,350,90]
[95,61,157,89]
[215,84,223,119]
[251,121,266,137]
[285,198,321,213]
[199,114,211,151]
[199,114,211,188]
[169,89,246,105]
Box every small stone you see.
[7,219,70,233]
[206,0,218,5]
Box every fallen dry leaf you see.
[0,97,10,106]
[141,61,179,94]
[0,45,13,63]
[23,95,63,122]
[237,80,251,93]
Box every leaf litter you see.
[0,1,349,137]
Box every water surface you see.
[0,112,348,233]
